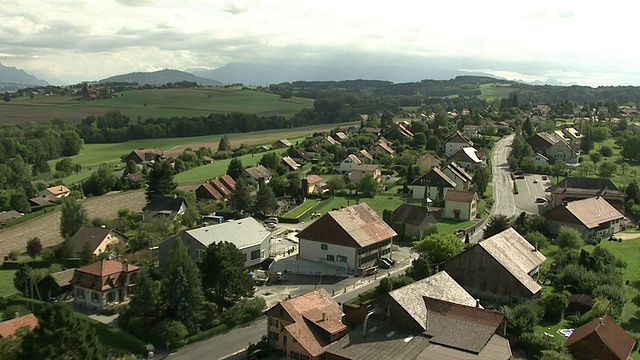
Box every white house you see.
[443,190,478,221]
[339,154,362,173]
[158,217,271,268]
[296,203,397,274]
[443,131,474,157]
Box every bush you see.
[506,300,544,335]
[39,248,55,262]
[151,319,188,350]
[543,293,568,322]
[517,332,564,359]
[8,250,20,261]
[222,297,267,326]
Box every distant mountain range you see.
[98,69,223,86]
[0,63,48,91]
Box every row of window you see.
[325,254,348,262]
[76,288,101,303]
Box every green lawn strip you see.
[436,218,476,234]
[283,199,320,219]
[0,270,19,297]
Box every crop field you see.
[478,83,515,101]
[0,87,314,125]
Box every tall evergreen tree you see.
[21,303,102,360]
[226,158,244,181]
[252,183,277,217]
[162,239,204,333]
[145,160,177,201]
[201,242,254,313]
[59,197,88,239]
[227,178,252,216]
[127,267,163,326]
[482,215,512,239]
[218,135,231,151]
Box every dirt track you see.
[0,190,146,259]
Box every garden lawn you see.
[308,196,405,218]
[283,199,320,219]
[0,270,19,298]
[436,218,476,235]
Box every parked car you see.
[535,197,547,203]
[541,175,548,180]
[249,349,268,360]
[265,217,279,224]
[533,179,539,184]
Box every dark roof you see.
[547,177,625,197]
[565,316,635,360]
[29,197,55,207]
[48,268,75,288]
[446,162,473,182]
[69,226,126,254]
[526,132,558,152]
[423,296,503,353]
[350,164,380,172]
[444,131,473,146]
[417,152,441,165]
[411,168,457,188]
[297,203,397,248]
[196,183,223,200]
[567,294,592,306]
[146,196,186,212]
[124,172,146,182]
[293,149,313,161]
[219,175,237,191]
[210,178,232,197]
[244,165,272,180]
[392,204,437,226]
[0,210,22,223]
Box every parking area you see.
[513,174,552,214]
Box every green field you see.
[0,87,314,125]
[0,270,19,298]
[478,83,515,101]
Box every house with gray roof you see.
[392,203,436,239]
[442,227,546,303]
[543,196,623,241]
[244,164,272,185]
[158,217,271,269]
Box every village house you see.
[304,174,326,195]
[442,162,473,191]
[244,164,273,185]
[296,203,397,274]
[69,226,128,257]
[158,217,271,268]
[265,289,348,360]
[443,131,474,157]
[45,185,71,198]
[290,149,313,164]
[448,147,485,170]
[546,177,626,212]
[565,316,635,360]
[368,139,394,158]
[350,164,381,184]
[143,196,187,221]
[123,149,165,165]
[527,132,580,164]
[334,131,349,142]
[319,135,341,147]
[543,196,624,241]
[416,152,441,174]
[355,149,374,164]
[0,313,39,338]
[410,167,457,202]
[71,259,139,311]
[462,124,483,138]
[0,210,23,224]
[443,190,478,221]
[533,152,549,166]
[282,156,300,171]
[442,227,546,303]
[339,154,362,173]
[391,203,437,238]
[272,139,293,149]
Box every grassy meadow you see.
[478,83,515,101]
[0,87,314,125]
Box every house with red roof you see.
[71,259,139,311]
[265,289,348,360]
[45,185,71,198]
[565,315,635,360]
[443,190,478,221]
[0,313,39,338]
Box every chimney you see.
[534,242,538,252]
[435,265,439,273]
[322,312,326,322]
[476,299,481,308]
[122,259,128,272]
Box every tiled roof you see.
[305,175,323,185]
[46,185,70,196]
[478,228,546,294]
[417,152,441,165]
[358,149,374,161]
[411,168,457,188]
[423,297,503,353]
[197,183,223,200]
[345,154,362,165]
[297,203,397,248]
[220,174,237,191]
[0,313,39,338]
[282,156,300,170]
[445,190,476,203]
[0,210,22,223]
[49,268,75,288]
[444,162,473,183]
[545,196,624,229]
[450,147,482,163]
[244,165,272,180]
[417,333,512,360]
[388,271,478,331]
[547,177,624,197]
[444,131,473,146]
[72,259,139,292]
[210,178,232,197]
[566,315,635,360]
[271,289,346,357]
[69,226,125,254]
[351,164,380,173]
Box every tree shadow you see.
[621,310,640,334]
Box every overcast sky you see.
[1,0,638,86]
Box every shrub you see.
[8,250,20,261]
[542,293,568,322]
[151,319,188,350]
[39,248,55,262]
[506,300,544,335]
[517,332,564,359]
[222,297,267,326]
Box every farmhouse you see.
[296,203,396,274]
[265,289,348,360]
[124,149,165,165]
[69,226,128,256]
[158,217,271,268]
[71,259,139,311]
[442,227,546,303]
[565,316,635,360]
[543,196,623,241]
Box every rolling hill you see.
[99,69,223,86]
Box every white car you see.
[533,179,539,184]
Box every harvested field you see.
[0,190,146,260]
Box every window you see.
[291,351,300,360]
[197,249,206,260]
[77,288,85,299]
[91,292,100,303]
[326,254,335,261]
[321,244,328,250]
[251,249,260,260]
[337,255,347,262]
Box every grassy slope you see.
[0,270,19,298]
[478,83,515,101]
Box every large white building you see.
[158,217,271,268]
[296,203,397,275]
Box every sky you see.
[1,0,638,86]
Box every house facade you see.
[442,228,546,303]
[410,167,457,201]
[69,226,128,256]
[443,190,478,221]
[547,177,626,212]
[392,204,437,239]
[443,131,474,157]
[543,196,623,241]
[158,217,271,269]
[350,164,381,184]
[124,149,164,165]
[244,165,273,185]
[296,203,397,274]
[416,152,441,174]
[339,154,362,173]
[441,162,473,191]
[71,259,139,311]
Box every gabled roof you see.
[197,183,223,200]
[72,259,139,292]
[306,144,323,153]
[0,210,22,223]
[266,289,346,357]
[297,203,397,248]
[423,296,504,354]
[417,152,441,166]
[544,196,624,229]
[334,131,349,141]
[373,140,394,155]
[445,190,477,203]
[210,178,232,197]
[445,162,473,183]
[527,132,558,151]
[477,228,546,295]
[184,217,270,249]
[444,131,473,146]
[282,156,300,171]
[547,177,625,197]
[388,271,479,331]
[344,154,362,165]
[69,226,127,254]
[29,196,55,207]
[411,168,457,188]
[46,185,70,196]
[305,174,324,185]
[292,149,313,161]
[392,204,437,226]
[124,172,146,182]
[565,315,635,360]
[48,268,75,288]
[219,174,237,191]
[449,147,482,164]
[350,164,380,173]
[0,313,39,338]
[146,196,186,212]
[358,149,374,161]
[244,165,272,180]
[274,139,293,147]
[130,149,164,162]
[322,135,340,146]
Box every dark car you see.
[535,197,547,203]
[249,349,268,360]
[541,175,548,180]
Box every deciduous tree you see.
[556,226,583,250]
[26,237,42,259]
[413,233,464,265]
[59,197,88,239]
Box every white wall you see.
[299,239,357,270]
[241,235,271,268]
